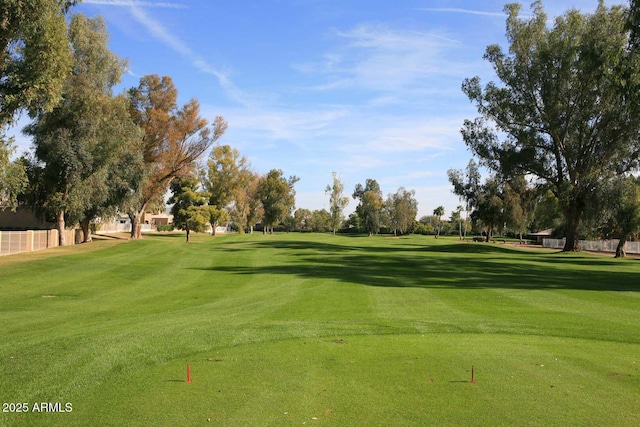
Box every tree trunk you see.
[562,213,581,252]
[80,218,92,243]
[211,220,217,236]
[562,193,584,252]
[129,209,144,239]
[57,210,66,246]
[186,227,190,243]
[615,233,630,258]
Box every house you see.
[0,206,55,230]
[528,228,554,244]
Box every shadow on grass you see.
[195,239,640,292]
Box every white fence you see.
[97,223,152,233]
[543,238,640,254]
[0,229,77,257]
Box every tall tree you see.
[308,209,331,232]
[447,159,481,239]
[461,1,640,251]
[203,144,248,235]
[433,206,445,239]
[353,179,383,236]
[453,205,465,240]
[325,172,349,235]
[127,74,227,239]
[503,174,534,242]
[628,0,640,48]
[0,0,79,123]
[293,208,312,231]
[257,169,298,233]
[385,187,418,236]
[24,14,134,246]
[612,176,640,258]
[473,178,504,242]
[232,170,261,234]
[0,131,27,210]
[168,174,208,242]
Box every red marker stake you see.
[470,365,476,384]
[186,364,192,383]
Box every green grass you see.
[1,233,639,426]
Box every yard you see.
[1,233,639,426]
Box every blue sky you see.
[12,0,611,218]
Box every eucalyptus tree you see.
[203,144,249,235]
[353,179,383,236]
[257,169,299,234]
[385,187,418,236]
[232,170,261,234]
[24,14,136,246]
[473,179,504,242]
[461,1,640,251]
[447,159,481,238]
[325,172,349,235]
[0,0,79,124]
[0,132,27,210]
[612,176,640,258]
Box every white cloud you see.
[86,1,253,107]
[84,0,187,8]
[416,8,506,18]
[296,23,465,94]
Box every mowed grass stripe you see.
[1,233,639,426]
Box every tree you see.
[203,144,248,235]
[257,169,299,233]
[24,14,135,246]
[0,132,27,210]
[76,101,143,243]
[447,159,481,239]
[168,175,208,242]
[325,172,349,235]
[127,74,227,239]
[461,1,640,251]
[353,179,383,236]
[308,209,331,232]
[433,206,445,238]
[385,187,418,236]
[453,205,465,240]
[293,208,312,231]
[502,174,535,242]
[473,179,504,242]
[612,176,640,258]
[628,0,640,48]
[204,205,229,236]
[231,170,261,234]
[0,0,79,124]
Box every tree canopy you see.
[325,172,349,235]
[353,179,384,236]
[168,174,208,242]
[0,0,79,124]
[257,169,298,233]
[126,74,227,238]
[461,1,640,251]
[24,14,135,246]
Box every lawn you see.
[1,233,639,426]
